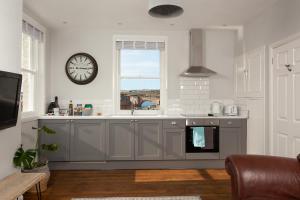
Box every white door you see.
[273,38,300,158]
[246,47,265,98]
[235,56,247,98]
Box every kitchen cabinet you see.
[235,56,247,98]
[246,47,265,98]
[70,120,106,161]
[235,46,265,98]
[135,120,163,160]
[162,119,186,160]
[219,119,247,159]
[106,120,135,160]
[220,128,241,159]
[163,129,185,160]
[39,118,247,167]
[39,120,70,161]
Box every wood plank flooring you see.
[24,169,232,200]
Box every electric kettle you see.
[210,102,223,116]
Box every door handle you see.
[285,64,292,72]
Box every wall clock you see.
[65,53,98,85]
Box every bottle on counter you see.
[54,96,60,109]
[77,104,83,116]
[69,100,73,116]
[47,96,60,114]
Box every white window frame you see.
[113,35,168,115]
[21,13,46,120]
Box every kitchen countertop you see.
[39,114,249,120]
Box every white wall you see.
[0,0,22,179]
[47,28,236,113]
[22,120,38,150]
[48,29,189,105]
[244,0,300,53]
[206,30,236,99]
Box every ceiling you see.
[24,0,279,30]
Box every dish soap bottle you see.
[69,100,73,116]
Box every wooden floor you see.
[24,169,232,200]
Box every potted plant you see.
[13,126,58,192]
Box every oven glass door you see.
[186,126,219,153]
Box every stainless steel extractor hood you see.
[181,29,216,77]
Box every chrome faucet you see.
[131,106,136,116]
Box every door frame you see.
[269,32,300,155]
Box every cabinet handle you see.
[209,121,214,125]
[192,121,196,125]
[244,69,248,79]
[171,121,177,125]
[227,121,233,125]
[135,120,139,122]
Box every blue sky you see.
[120,49,160,90]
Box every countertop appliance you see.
[185,119,219,159]
[180,29,217,77]
[224,105,238,116]
[210,102,223,116]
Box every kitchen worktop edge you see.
[38,115,249,120]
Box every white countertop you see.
[39,114,248,120]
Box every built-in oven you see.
[185,119,220,159]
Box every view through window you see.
[21,33,37,112]
[120,49,161,110]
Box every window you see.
[21,20,44,114]
[115,38,167,114]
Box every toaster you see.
[224,105,238,116]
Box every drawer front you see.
[163,119,186,129]
[203,119,219,126]
[220,119,241,128]
[186,119,219,126]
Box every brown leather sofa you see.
[225,154,300,200]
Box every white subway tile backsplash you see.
[179,77,210,114]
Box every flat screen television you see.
[0,70,22,130]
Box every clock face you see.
[65,53,98,85]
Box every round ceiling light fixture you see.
[149,0,184,18]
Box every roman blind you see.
[22,20,44,42]
[116,41,165,50]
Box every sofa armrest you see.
[225,155,300,200]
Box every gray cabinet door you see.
[220,128,241,159]
[39,120,70,162]
[135,120,163,160]
[163,129,185,160]
[70,120,106,161]
[106,120,135,160]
